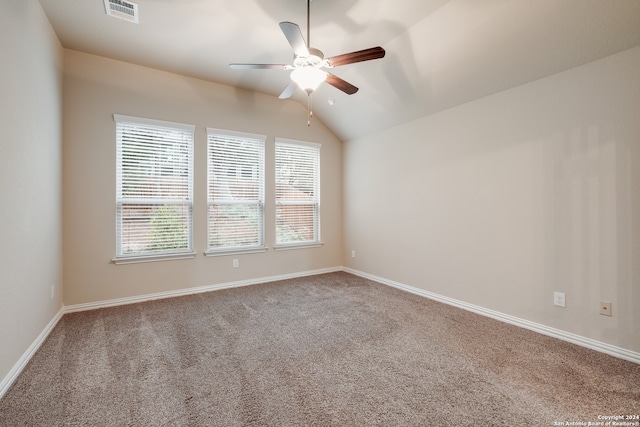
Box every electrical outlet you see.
[553,292,566,307]
[232,259,239,268]
[351,250,356,258]
[600,301,612,317]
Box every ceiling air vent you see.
[104,0,139,24]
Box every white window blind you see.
[115,115,194,259]
[207,129,265,253]
[275,139,321,246]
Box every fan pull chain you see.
[307,93,313,126]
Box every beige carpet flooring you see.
[1,272,638,426]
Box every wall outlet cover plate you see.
[554,292,566,308]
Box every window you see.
[275,138,321,248]
[114,115,194,262]
[207,129,266,254]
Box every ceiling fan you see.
[229,0,386,124]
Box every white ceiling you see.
[39,0,640,141]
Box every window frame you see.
[113,114,196,264]
[206,128,267,256]
[274,137,322,250]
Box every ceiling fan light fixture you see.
[290,67,327,93]
[229,0,385,113]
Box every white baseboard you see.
[0,307,64,399]
[64,266,343,313]
[343,267,640,365]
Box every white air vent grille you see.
[104,0,138,23]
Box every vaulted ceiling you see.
[39,0,640,141]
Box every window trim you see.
[205,128,267,256]
[112,252,196,265]
[204,247,268,257]
[273,242,323,251]
[113,114,195,263]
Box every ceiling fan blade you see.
[325,73,359,95]
[279,81,298,99]
[327,46,386,67]
[229,63,290,70]
[279,22,310,57]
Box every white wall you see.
[0,0,64,384]
[344,46,640,353]
[63,50,343,306]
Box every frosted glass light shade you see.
[290,67,327,93]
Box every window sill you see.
[205,247,268,257]
[112,252,197,265]
[274,242,324,251]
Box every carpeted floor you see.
[1,272,638,426]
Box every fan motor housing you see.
[294,47,325,68]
